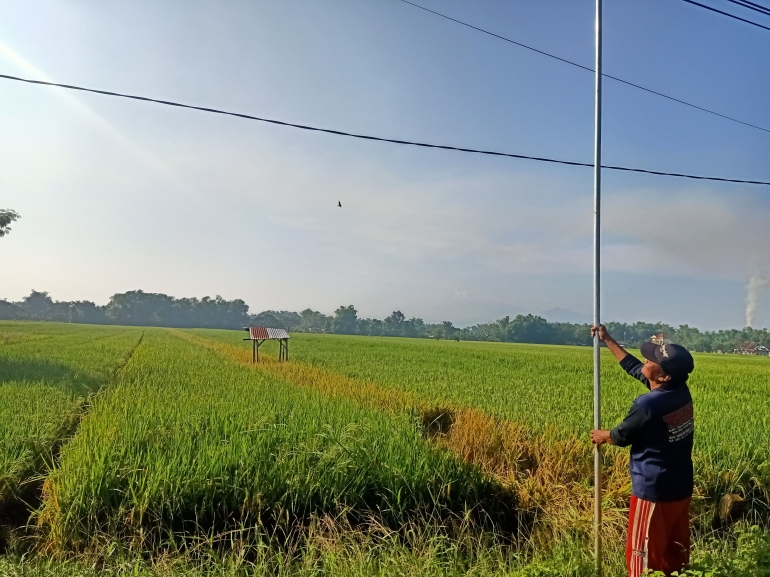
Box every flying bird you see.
[338,201,342,207]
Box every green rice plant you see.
[42,329,514,552]
[191,331,770,530]
[3,323,766,571]
[220,334,769,460]
[0,322,143,505]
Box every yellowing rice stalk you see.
[176,330,632,548]
[181,330,770,549]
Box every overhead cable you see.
[724,0,770,17]
[398,0,770,134]
[1,73,768,186]
[680,0,770,30]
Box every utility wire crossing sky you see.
[1,73,768,186]
[1,0,768,331]
[723,0,770,17]
[680,0,770,31]
[399,0,770,134]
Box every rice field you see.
[0,323,143,506]
[191,331,770,514]
[42,329,512,552]
[1,321,769,575]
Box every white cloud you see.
[200,148,770,286]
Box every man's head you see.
[640,342,694,386]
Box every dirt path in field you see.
[0,331,145,553]
[172,330,633,548]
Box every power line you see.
[1,73,768,186]
[398,0,770,134]
[724,0,770,17]
[680,0,770,30]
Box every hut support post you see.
[253,339,264,362]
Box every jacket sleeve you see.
[610,401,650,447]
[619,353,650,390]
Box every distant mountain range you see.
[421,300,524,327]
[538,308,592,325]
[420,301,591,327]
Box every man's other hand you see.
[590,429,614,445]
[591,324,611,342]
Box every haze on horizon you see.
[1,0,769,331]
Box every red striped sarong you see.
[626,495,691,577]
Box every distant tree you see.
[356,317,371,336]
[300,309,332,332]
[496,316,512,342]
[103,290,249,328]
[384,310,406,336]
[105,290,170,326]
[0,299,22,320]
[251,312,282,328]
[441,321,457,338]
[257,310,302,330]
[0,209,20,238]
[367,318,385,336]
[402,317,425,338]
[20,290,55,319]
[333,305,359,335]
[68,300,104,324]
[424,323,445,340]
[506,314,555,344]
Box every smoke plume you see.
[745,273,769,328]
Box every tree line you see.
[276,305,770,352]
[2,290,768,353]
[0,290,248,330]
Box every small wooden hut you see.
[243,327,290,362]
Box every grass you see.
[191,332,770,513]
[2,323,769,575]
[41,329,514,553]
[0,322,143,507]
[181,330,770,559]
[2,525,769,576]
[0,530,598,577]
[234,333,770,460]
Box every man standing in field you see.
[590,325,695,577]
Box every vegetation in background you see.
[0,291,249,329]
[0,208,20,238]
[2,291,768,352]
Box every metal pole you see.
[593,0,603,574]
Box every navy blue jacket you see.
[609,354,694,502]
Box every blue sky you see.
[1,0,769,329]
